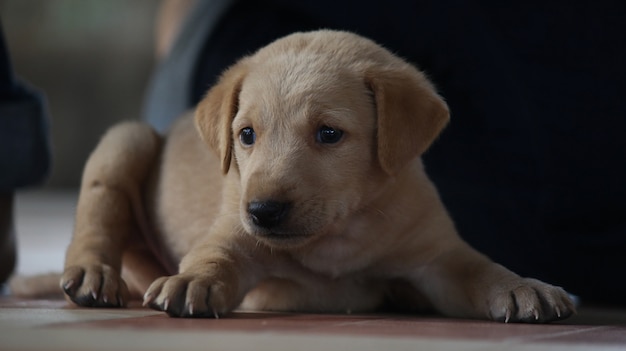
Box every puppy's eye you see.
[240,127,256,146]
[317,126,344,144]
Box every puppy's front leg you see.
[414,243,576,323]
[61,122,161,307]
[144,223,261,318]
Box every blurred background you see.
[1,0,160,188]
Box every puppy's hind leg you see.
[61,122,161,307]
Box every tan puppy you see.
[60,30,574,322]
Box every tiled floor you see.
[2,190,626,351]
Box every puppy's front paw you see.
[488,278,575,323]
[143,273,237,318]
[61,264,129,307]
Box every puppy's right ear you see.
[195,61,248,174]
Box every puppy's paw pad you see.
[60,264,129,308]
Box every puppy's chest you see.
[292,235,380,278]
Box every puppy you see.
[60,30,574,322]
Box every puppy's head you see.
[196,30,449,248]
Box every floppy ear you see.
[195,61,248,174]
[366,63,449,175]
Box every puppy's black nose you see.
[248,201,290,229]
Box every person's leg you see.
[0,25,51,285]
[0,193,15,284]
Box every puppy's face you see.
[195,31,449,249]
[231,59,384,247]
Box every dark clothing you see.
[0,25,50,191]
[153,1,626,305]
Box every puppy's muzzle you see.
[247,200,291,230]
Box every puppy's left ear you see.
[195,60,248,174]
[366,63,449,175]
